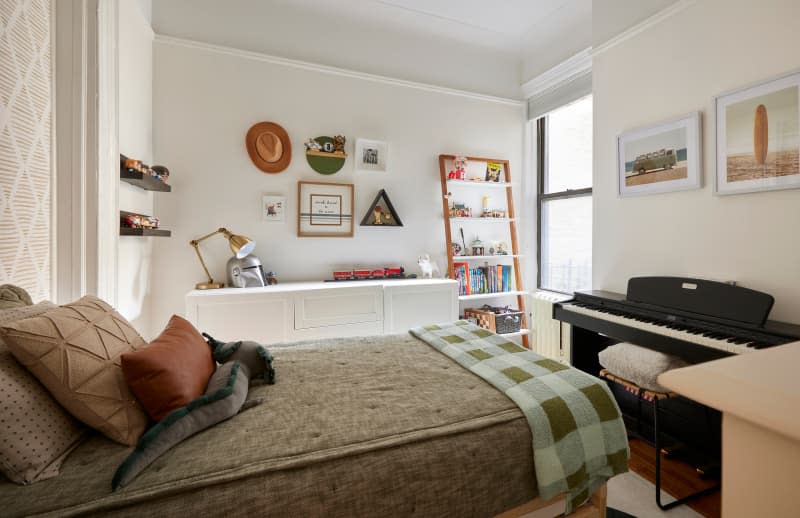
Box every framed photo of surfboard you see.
[297,181,354,237]
[715,71,800,195]
[617,112,702,197]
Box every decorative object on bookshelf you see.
[449,201,472,218]
[439,154,527,347]
[355,138,388,173]
[470,237,485,256]
[305,135,347,174]
[417,254,440,279]
[451,242,463,256]
[465,305,524,335]
[297,181,354,237]
[485,161,503,182]
[447,156,468,179]
[245,121,292,173]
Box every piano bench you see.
[599,369,720,511]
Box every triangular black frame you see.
[360,189,403,227]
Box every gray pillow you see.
[0,302,86,484]
[598,342,688,392]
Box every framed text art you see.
[297,181,354,237]
[715,70,800,195]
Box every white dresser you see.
[185,279,458,344]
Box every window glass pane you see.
[541,196,592,293]
[545,95,593,193]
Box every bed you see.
[1,332,616,517]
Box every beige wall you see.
[593,0,800,323]
[149,39,525,336]
[117,0,155,336]
[0,0,52,301]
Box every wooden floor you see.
[628,437,720,518]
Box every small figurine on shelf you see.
[481,195,491,217]
[265,272,279,285]
[470,237,485,256]
[333,135,346,154]
[495,241,509,255]
[450,202,472,218]
[304,138,322,151]
[451,242,463,257]
[417,254,440,279]
[448,156,468,180]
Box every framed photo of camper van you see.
[617,112,702,197]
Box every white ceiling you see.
[152,0,678,99]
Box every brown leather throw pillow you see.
[122,315,215,422]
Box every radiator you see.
[533,291,572,363]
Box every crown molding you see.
[154,35,525,107]
[592,0,697,56]
[520,47,592,101]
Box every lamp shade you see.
[228,233,255,258]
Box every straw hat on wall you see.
[245,122,292,173]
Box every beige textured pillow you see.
[0,303,86,484]
[0,296,148,446]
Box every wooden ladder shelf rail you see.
[438,154,528,348]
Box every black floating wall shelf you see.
[360,189,403,227]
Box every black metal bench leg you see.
[654,397,721,510]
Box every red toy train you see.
[333,266,405,281]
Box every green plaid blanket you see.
[410,321,629,513]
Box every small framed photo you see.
[297,181,354,237]
[355,139,388,173]
[715,70,800,195]
[262,195,286,222]
[617,112,702,197]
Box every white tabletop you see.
[186,278,457,298]
[658,341,800,442]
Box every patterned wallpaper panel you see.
[0,0,52,301]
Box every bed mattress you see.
[1,333,536,517]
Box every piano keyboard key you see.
[560,303,758,355]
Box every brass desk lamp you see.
[190,227,255,289]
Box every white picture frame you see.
[617,112,702,197]
[714,70,800,195]
[355,139,388,173]
[262,195,286,222]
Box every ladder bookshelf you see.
[438,155,529,348]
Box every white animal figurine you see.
[417,254,440,279]
[304,138,322,151]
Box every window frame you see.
[536,114,593,294]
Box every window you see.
[537,95,593,294]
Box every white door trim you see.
[53,0,118,305]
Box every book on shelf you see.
[454,262,511,296]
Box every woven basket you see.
[464,305,523,334]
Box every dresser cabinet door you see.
[294,286,383,330]
[188,294,290,344]
[384,282,458,333]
